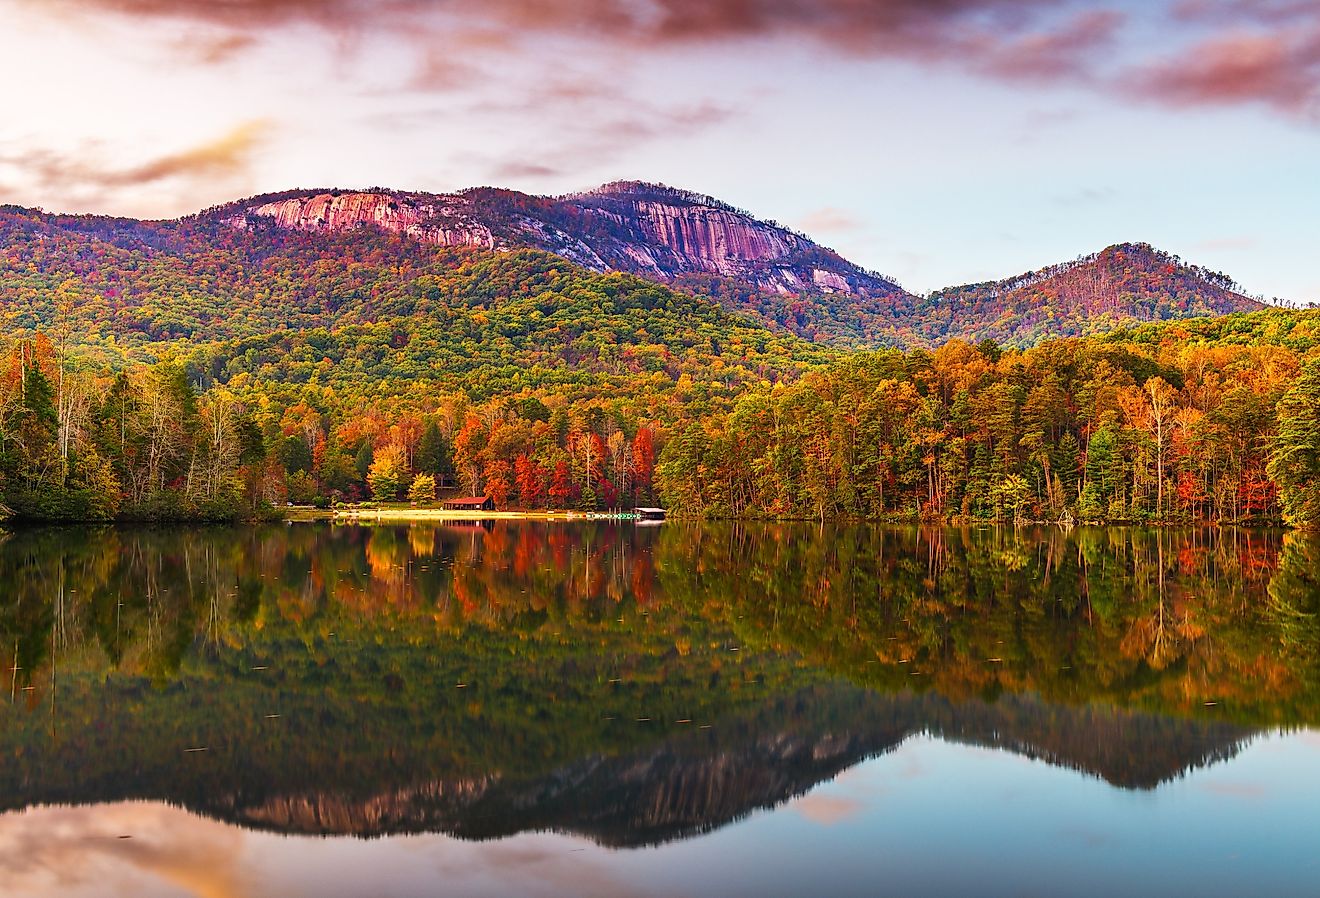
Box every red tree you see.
[484,459,513,508]
[548,459,575,508]
[631,427,656,499]
[598,477,619,508]
[514,454,546,507]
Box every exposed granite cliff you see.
[223,182,904,301]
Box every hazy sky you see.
[0,0,1316,299]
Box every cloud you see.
[490,161,564,180]
[25,0,1320,132]
[1052,186,1118,207]
[2,121,265,190]
[41,0,1054,38]
[181,31,261,64]
[33,0,386,30]
[0,121,268,213]
[799,207,864,233]
[973,9,1124,80]
[1129,0,1320,119]
[459,93,737,184]
[40,0,1125,87]
[117,121,267,185]
[1126,29,1320,119]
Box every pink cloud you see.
[798,208,865,234]
[1128,29,1320,118]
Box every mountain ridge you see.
[1,181,1270,348]
[191,183,1278,345]
[211,180,905,300]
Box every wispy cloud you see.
[1052,186,1118,207]
[40,1,1124,89]
[798,207,865,233]
[1130,0,1320,120]
[34,0,1320,126]
[1126,30,1320,119]
[1190,236,1258,252]
[453,86,737,183]
[0,121,268,212]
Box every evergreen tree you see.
[354,441,374,480]
[22,365,57,437]
[1268,363,1320,529]
[415,421,454,485]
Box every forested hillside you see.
[0,246,830,520]
[1,193,1316,527]
[1,193,908,347]
[0,195,1274,350]
[3,305,1318,526]
[918,244,1264,346]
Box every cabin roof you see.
[444,496,492,506]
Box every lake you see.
[1,522,1318,897]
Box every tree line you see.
[0,334,662,520]
[3,309,1319,526]
[655,331,1320,528]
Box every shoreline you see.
[290,507,649,523]
[281,507,1287,528]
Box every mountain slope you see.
[217,182,903,299]
[212,181,915,345]
[1,193,1273,353]
[919,243,1265,346]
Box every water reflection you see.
[0,523,1317,851]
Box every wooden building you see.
[443,496,496,511]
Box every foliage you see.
[408,473,437,504]
[2,207,1318,523]
[1268,361,1320,529]
[657,320,1320,523]
[920,243,1262,347]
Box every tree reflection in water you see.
[0,522,1315,844]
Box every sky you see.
[0,0,1316,300]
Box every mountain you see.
[0,204,831,385]
[918,242,1266,346]
[211,181,916,345]
[217,181,903,300]
[210,191,1269,347]
[0,188,1272,353]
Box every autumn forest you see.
[1,203,1318,528]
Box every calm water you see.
[1,522,1318,897]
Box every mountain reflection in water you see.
[0,522,1317,850]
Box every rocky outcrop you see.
[221,182,904,300]
[241,192,496,251]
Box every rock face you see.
[223,182,904,300]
